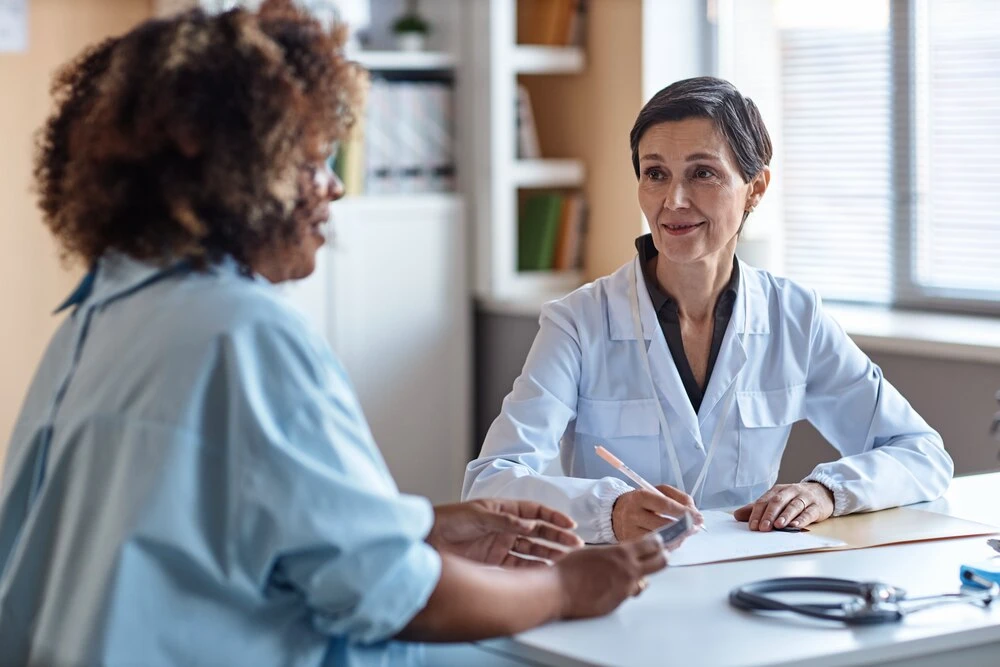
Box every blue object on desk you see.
[960,560,1000,590]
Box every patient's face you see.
[636,117,756,267]
[257,154,343,283]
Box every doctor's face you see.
[636,117,765,267]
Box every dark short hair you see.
[630,76,773,183]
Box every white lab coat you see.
[463,256,953,544]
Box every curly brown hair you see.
[34,0,366,270]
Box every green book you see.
[518,193,564,271]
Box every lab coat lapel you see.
[624,257,702,443]
[698,313,747,428]
[698,260,769,427]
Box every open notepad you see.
[668,510,846,566]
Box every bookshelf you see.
[468,0,589,301]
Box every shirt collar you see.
[53,269,98,314]
[633,233,740,318]
[54,253,245,314]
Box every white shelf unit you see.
[512,45,585,74]
[334,192,462,210]
[348,50,457,71]
[513,159,585,188]
[282,189,469,509]
[469,0,588,301]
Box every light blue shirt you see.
[0,254,441,667]
[464,256,954,543]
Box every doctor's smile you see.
[660,220,706,235]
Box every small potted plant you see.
[392,0,430,52]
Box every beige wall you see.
[0,0,151,462]
[520,0,645,281]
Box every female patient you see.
[464,77,953,543]
[0,4,669,666]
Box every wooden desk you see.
[470,472,1000,667]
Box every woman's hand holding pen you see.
[427,499,584,567]
[611,484,704,542]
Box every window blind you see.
[779,9,893,304]
[913,0,1000,295]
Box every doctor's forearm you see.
[396,552,561,642]
[808,439,953,514]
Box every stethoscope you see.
[729,575,999,626]
[627,257,748,504]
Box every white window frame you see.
[712,0,1000,316]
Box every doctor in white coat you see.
[463,77,953,545]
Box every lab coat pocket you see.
[575,397,662,483]
[735,384,807,487]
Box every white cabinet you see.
[284,195,469,504]
[329,196,468,503]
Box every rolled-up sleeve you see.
[228,319,441,645]
[802,294,954,514]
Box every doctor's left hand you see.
[733,482,835,532]
[427,499,584,567]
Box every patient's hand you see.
[428,499,583,567]
[610,484,703,543]
[733,482,835,531]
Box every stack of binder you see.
[334,77,455,196]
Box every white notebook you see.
[668,510,846,566]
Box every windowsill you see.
[476,296,1000,364]
[476,292,570,318]
[823,304,1000,365]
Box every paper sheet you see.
[667,510,845,566]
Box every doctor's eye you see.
[693,167,716,180]
[643,166,666,181]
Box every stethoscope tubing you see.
[729,577,905,625]
[729,576,997,625]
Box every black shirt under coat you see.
[634,234,740,413]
